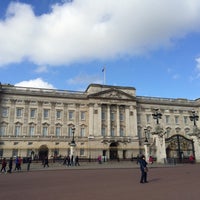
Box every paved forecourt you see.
[1,163,200,200]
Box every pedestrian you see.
[75,155,80,166]
[27,157,32,171]
[7,157,13,173]
[67,155,71,166]
[98,155,102,164]
[149,156,154,164]
[1,158,7,173]
[18,156,22,171]
[14,156,19,171]
[139,155,148,183]
[43,156,49,168]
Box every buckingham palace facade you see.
[0,83,199,162]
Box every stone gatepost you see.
[152,125,167,164]
[189,126,200,162]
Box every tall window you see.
[55,127,61,137]
[15,125,21,136]
[1,107,8,117]
[102,111,106,120]
[69,111,74,120]
[184,116,188,125]
[111,113,115,121]
[56,110,62,119]
[165,115,170,124]
[146,114,151,123]
[175,116,179,124]
[120,113,124,121]
[42,127,48,136]
[80,127,85,137]
[80,111,85,120]
[43,109,49,119]
[29,125,35,136]
[0,125,6,136]
[120,127,124,137]
[30,109,36,118]
[16,108,23,118]
[111,127,115,136]
[101,127,106,136]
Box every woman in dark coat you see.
[139,155,148,183]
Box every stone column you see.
[116,105,120,137]
[88,103,94,136]
[107,105,110,136]
[125,106,130,137]
[144,142,150,162]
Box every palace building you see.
[0,83,199,162]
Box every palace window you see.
[42,126,48,136]
[165,115,170,124]
[1,107,8,117]
[56,110,62,119]
[16,108,23,118]
[146,114,151,123]
[29,125,35,136]
[43,109,49,119]
[80,111,86,120]
[80,127,85,137]
[15,125,21,136]
[69,111,74,120]
[175,116,179,124]
[55,127,61,137]
[183,116,188,125]
[30,109,36,118]
[0,125,6,136]
[101,127,106,136]
[111,127,115,136]
[102,111,106,120]
[120,113,124,121]
[120,127,124,137]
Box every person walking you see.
[43,156,49,168]
[75,155,80,166]
[1,158,7,173]
[139,155,148,183]
[27,157,32,171]
[7,157,13,173]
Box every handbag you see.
[144,167,148,173]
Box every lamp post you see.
[70,126,76,158]
[144,128,150,161]
[152,109,162,124]
[189,110,199,127]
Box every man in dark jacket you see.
[139,155,148,183]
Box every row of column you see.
[88,103,137,137]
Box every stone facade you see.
[0,83,199,162]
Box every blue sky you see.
[1,0,200,100]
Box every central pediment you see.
[88,88,135,100]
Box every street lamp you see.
[189,110,199,127]
[70,126,76,146]
[152,109,162,124]
[69,126,76,161]
[144,128,149,143]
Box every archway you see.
[38,145,49,161]
[109,142,118,160]
[165,134,195,163]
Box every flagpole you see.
[104,67,106,85]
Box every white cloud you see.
[1,0,200,66]
[15,78,55,89]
